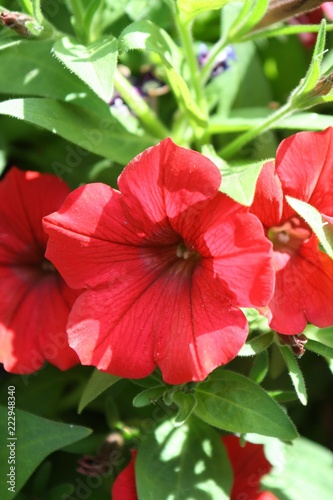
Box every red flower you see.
[251,128,333,334]
[0,168,79,373]
[43,139,274,384]
[111,439,277,500]
[223,436,277,500]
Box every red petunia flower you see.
[0,167,79,373]
[251,127,333,334]
[223,436,278,500]
[43,138,274,384]
[111,439,277,500]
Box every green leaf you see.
[172,392,198,427]
[177,0,240,23]
[229,0,269,40]
[0,98,156,164]
[238,331,274,356]
[119,20,207,127]
[304,324,333,349]
[0,407,91,499]
[263,437,333,499]
[219,160,264,205]
[286,196,333,260]
[277,345,307,406]
[0,40,108,115]
[78,369,121,413]
[249,350,269,384]
[268,390,299,403]
[133,386,166,408]
[194,370,298,440]
[305,338,333,359]
[136,419,232,499]
[53,35,117,102]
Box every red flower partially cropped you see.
[112,450,137,500]
[43,139,274,384]
[251,127,333,334]
[111,439,277,500]
[0,168,79,373]
[223,436,277,500]
[289,4,333,47]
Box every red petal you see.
[275,128,333,215]
[185,193,274,307]
[269,235,333,334]
[250,161,284,228]
[223,436,274,500]
[0,267,78,373]
[118,138,222,225]
[67,250,248,384]
[322,3,333,20]
[0,168,70,263]
[112,450,138,500]
[43,182,179,290]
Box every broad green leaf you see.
[0,98,156,164]
[53,35,117,102]
[0,407,91,499]
[219,160,264,205]
[172,392,198,426]
[136,419,232,499]
[263,437,333,499]
[277,345,307,406]
[133,386,166,408]
[0,40,108,115]
[119,20,207,127]
[286,196,333,260]
[238,331,274,356]
[194,370,298,440]
[78,369,121,413]
[177,0,239,23]
[249,350,269,384]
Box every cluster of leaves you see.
[1,0,333,499]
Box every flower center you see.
[41,258,57,274]
[268,216,312,254]
[176,242,201,263]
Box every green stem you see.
[113,69,169,140]
[18,0,34,15]
[200,36,227,85]
[175,12,207,115]
[219,102,292,159]
[67,0,86,42]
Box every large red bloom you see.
[251,128,333,334]
[43,138,274,384]
[111,439,277,500]
[0,167,79,373]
